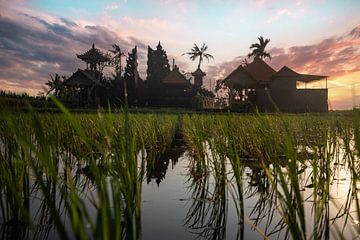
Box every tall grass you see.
[1,104,360,239]
[183,113,358,239]
[0,103,178,239]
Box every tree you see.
[110,44,126,76]
[109,44,126,105]
[146,42,170,85]
[183,43,214,69]
[46,73,65,97]
[247,36,271,60]
[124,46,140,105]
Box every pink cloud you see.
[268,25,360,77]
[267,8,292,23]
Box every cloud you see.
[250,0,268,7]
[121,16,172,29]
[0,9,148,93]
[104,3,120,10]
[268,25,360,77]
[60,17,79,27]
[267,8,292,23]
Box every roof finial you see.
[172,59,175,70]
[92,43,95,49]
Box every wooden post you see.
[326,77,328,89]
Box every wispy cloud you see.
[104,3,120,10]
[267,8,292,23]
[268,25,360,77]
[249,0,268,7]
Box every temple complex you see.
[64,44,109,106]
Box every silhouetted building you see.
[64,43,109,107]
[145,43,206,107]
[150,65,196,107]
[62,43,209,108]
[223,58,328,112]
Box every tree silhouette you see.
[247,36,271,60]
[109,44,126,104]
[110,44,126,76]
[183,43,214,69]
[124,46,139,105]
[46,73,65,97]
[146,42,170,86]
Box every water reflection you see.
[2,126,360,240]
[145,140,186,186]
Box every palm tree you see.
[248,36,271,60]
[183,43,214,69]
[46,73,64,97]
[110,44,126,76]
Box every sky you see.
[0,0,360,109]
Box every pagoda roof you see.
[64,69,100,87]
[273,66,327,83]
[162,66,192,86]
[76,43,109,63]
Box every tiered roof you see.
[76,43,108,64]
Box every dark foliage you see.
[124,46,140,105]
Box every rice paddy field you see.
[1,104,360,239]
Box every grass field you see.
[0,103,359,239]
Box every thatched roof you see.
[222,58,327,88]
[223,65,257,88]
[221,58,275,88]
[273,66,327,83]
[162,66,191,87]
[244,58,276,82]
[76,43,108,64]
[64,69,99,87]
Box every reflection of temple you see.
[146,137,186,186]
[64,44,109,106]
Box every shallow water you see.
[1,138,359,239]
